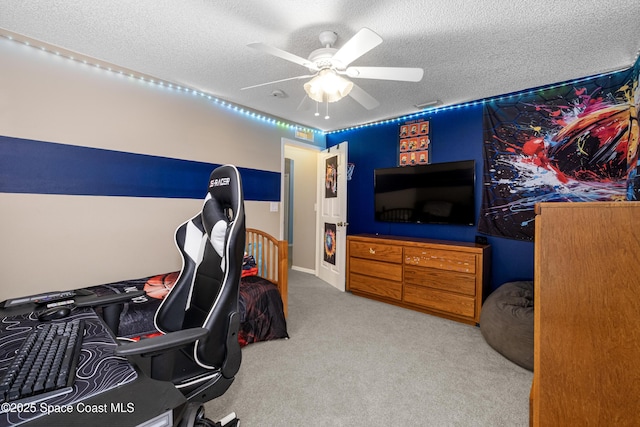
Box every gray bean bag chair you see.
[480,281,534,371]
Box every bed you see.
[87,228,289,347]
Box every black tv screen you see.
[374,160,476,225]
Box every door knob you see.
[337,222,349,227]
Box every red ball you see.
[143,272,179,299]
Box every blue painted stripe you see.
[0,135,280,201]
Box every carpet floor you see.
[206,270,533,426]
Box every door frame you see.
[281,138,322,274]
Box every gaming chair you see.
[115,164,245,408]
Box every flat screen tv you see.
[374,160,476,225]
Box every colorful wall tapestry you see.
[479,68,639,241]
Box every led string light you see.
[326,65,639,135]
[4,30,637,137]
[0,31,322,136]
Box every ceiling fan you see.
[241,28,424,115]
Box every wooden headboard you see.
[245,228,288,317]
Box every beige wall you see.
[0,37,324,301]
[284,142,320,272]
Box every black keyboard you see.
[0,319,85,404]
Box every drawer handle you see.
[369,248,376,254]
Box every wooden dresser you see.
[346,234,490,325]
[531,202,640,425]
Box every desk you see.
[0,305,187,426]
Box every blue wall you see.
[327,104,534,291]
[0,135,280,201]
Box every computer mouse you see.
[37,306,72,321]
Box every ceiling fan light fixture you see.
[304,69,353,103]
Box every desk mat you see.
[0,309,138,426]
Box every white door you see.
[316,142,348,291]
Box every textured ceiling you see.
[1,1,639,132]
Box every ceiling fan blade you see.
[348,84,380,110]
[345,66,424,82]
[331,28,383,67]
[248,42,317,70]
[241,74,315,90]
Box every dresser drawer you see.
[349,240,403,263]
[404,284,475,318]
[350,257,402,281]
[347,234,489,326]
[404,266,476,296]
[404,247,476,274]
[350,273,402,301]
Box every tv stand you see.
[346,234,490,325]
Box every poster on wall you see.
[479,67,639,241]
[399,119,430,166]
[325,155,338,198]
[323,223,336,265]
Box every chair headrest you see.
[203,165,244,258]
[207,165,242,214]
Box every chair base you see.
[177,402,239,427]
